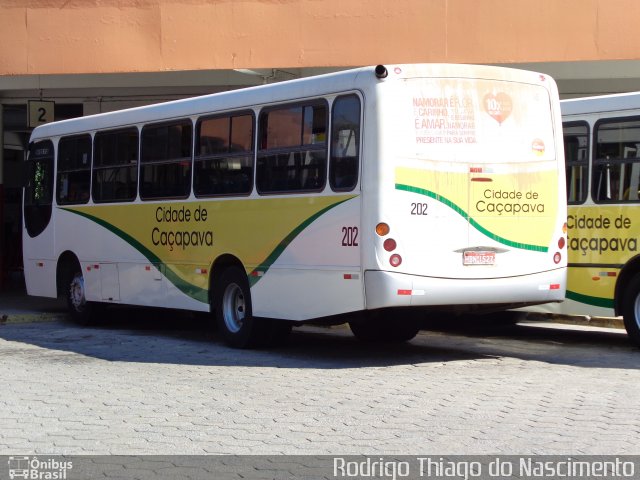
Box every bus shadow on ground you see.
[419,314,639,368]
[0,307,637,370]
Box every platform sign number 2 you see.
[28,100,55,128]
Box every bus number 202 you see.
[341,226,359,246]
[411,202,428,215]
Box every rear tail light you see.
[553,252,562,264]
[376,222,402,266]
[383,238,397,252]
[558,237,565,249]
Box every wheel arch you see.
[614,254,640,316]
[209,254,246,306]
[56,250,81,298]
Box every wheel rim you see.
[69,274,86,312]
[633,292,640,330]
[222,282,245,333]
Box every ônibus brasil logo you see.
[8,456,73,480]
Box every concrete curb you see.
[0,312,67,325]
[526,313,625,330]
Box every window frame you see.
[92,127,139,204]
[24,139,55,238]
[140,118,194,201]
[56,133,92,205]
[563,120,589,206]
[329,94,361,193]
[194,110,255,198]
[592,115,640,204]
[256,99,329,195]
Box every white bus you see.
[548,91,640,346]
[23,64,567,348]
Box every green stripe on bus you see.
[60,208,209,303]
[395,183,548,252]
[62,195,355,297]
[248,196,356,286]
[566,289,615,309]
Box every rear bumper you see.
[364,268,566,310]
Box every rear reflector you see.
[389,254,402,267]
[397,289,425,296]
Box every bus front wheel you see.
[621,274,640,347]
[214,266,271,348]
[67,271,99,325]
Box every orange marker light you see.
[376,223,390,236]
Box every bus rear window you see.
[406,79,555,163]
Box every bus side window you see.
[140,120,192,200]
[593,118,640,204]
[256,102,327,194]
[563,122,588,205]
[330,95,361,192]
[194,112,254,197]
[57,134,91,205]
[92,128,139,203]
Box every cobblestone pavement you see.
[0,310,639,455]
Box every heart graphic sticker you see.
[483,92,513,125]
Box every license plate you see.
[463,251,495,265]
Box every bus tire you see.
[349,311,420,343]
[67,270,100,325]
[621,274,640,347]
[214,266,269,348]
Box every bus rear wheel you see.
[213,266,273,348]
[621,273,640,347]
[349,311,420,343]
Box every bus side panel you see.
[249,196,363,320]
[161,261,211,312]
[55,209,158,306]
[56,207,210,311]
[118,262,171,309]
[564,203,630,318]
[23,222,57,298]
[23,254,57,298]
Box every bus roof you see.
[561,91,640,117]
[30,63,553,142]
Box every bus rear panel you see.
[363,65,566,311]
